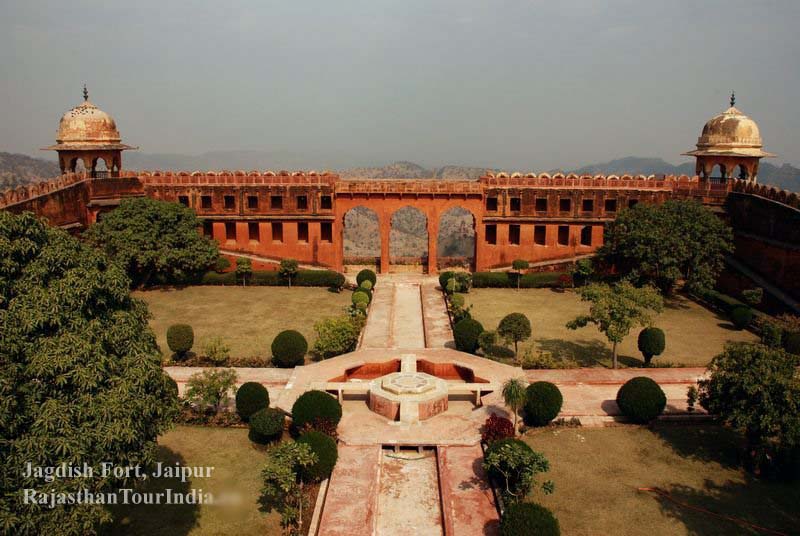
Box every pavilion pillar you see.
[427,213,438,274]
[379,212,390,274]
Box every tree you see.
[235,257,252,286]
[85,197,219,287]
[498,312,532,355]
[567,282,664,369]
[501,378,528,434]
[279,258,299,288]
[637,327,666,366]
[597,199,733,293]
[0,211,178,535]
[483,438,554,503]
[260,440,317,533]
[698,343,800,474]
[185,368,237,414]
[511,259,529,290]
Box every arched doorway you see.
[343,206,381,273]
[390,206,428,273]
[436,207,475,271]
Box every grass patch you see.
[104,426,280,535]
[465,289,758,367]
[525,425,800,535]
[135,286,351,360]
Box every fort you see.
[2,90,799,300]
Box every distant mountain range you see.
[2,152,799,193]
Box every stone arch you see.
[436,207,476,271]
[736,164,749,180]
[389,206,428,273]
[343,206,381,271]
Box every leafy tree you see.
[85,197,218,287]
[572,258,593,286]
[185,368,237,414]
[698,343,800,474]
[501,378,528,434]
[260,440,317,533]
[511,259,529,290]
[567,282,663,369]
[498,312,532,355]
[597,199,733,293]
[235,257,252,286]
[279,259,299,288]
[0,211,178,535]
[483,438,554,503]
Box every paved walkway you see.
[376,449,443,536]
[438,445,499,536]
[318,445,381,536]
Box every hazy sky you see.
[1,0,798,170]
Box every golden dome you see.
[56,99,121,145]
[684,97,773,158]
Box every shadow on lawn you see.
[536,338,644,368]
[102,447,199,536]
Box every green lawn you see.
[525,426,800,536]
[465,288,758,367]
[105,426,280,535]
[135,286,352,360]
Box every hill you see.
[0,152,59,190]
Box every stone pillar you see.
[380,212,390,274]
[427,212,438,274]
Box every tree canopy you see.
[597,199,733,293]
[567,282,664,368]
[85,197,219,287]
[0,211,178,534]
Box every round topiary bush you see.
[637,327,666,365]
[784,332,800,355]
[359,279,373,291]
[449,293,465,309]
[616,376,667,423]
[356,269,377,288]
[292,390,343,430]
[524,381,563,426]
[271,330,308,368]
[454,318,484,353]
[352,289,371,305]
[235,381,270,421]
[438,271,455,290]
[248,407,285,444]
[296,430,338,481]
[166,324,194,359]
[500,502,560,536]
[729,305,754,330]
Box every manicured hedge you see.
[166,324,194,357]
[271,330,308,368]
[356,269,377,287]
[235,382,270,421]
[439,271,455,289]
[524,381,563,426]
[292,390,343,430]
[500,502,560,536]
[616,377,666,423]
[248,408,285,444]
[472,271,566,289]
[200,268,344,287]
[297,430,338,481]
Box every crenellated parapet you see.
[730,178,800,210]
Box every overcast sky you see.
[1,0,798,170]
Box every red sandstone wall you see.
[733,234,800,301]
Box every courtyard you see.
[465,288,759,367]
[135,286,352,361]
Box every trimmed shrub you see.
[166,324,194,358]
[471,271,565,289]
[248,407,285,444]
[312,316,362,360]
[454,318,484,353]
[296,430,338,481]
[500,503,560,536]
[481,414,515,445]
[478,330,498,352]
[352,289,371,305]
[294,270,345,288]
[198,269,343,287]
[292,390,343,430]
[439,271,455,289]
[784,332,800,355]
[616,376,667,423]
[236,382,270,421]
[271,330,308,368]
[637,327,666,365]
[449,293,465,309]
[213,256,231,273]
[730,305,754,330]
[472,272,510,288]
[485,345,516,359]
[454,272,472,293]
[352,291,370,308]
[524,382,563,426]
[356,269,377,287]
[497,312,532,354]
[760,320,783,348]
[250,271,280,285]
[359,279,373,291]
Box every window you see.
[178,195,189,207]
[485,224,497,245]
[298,222,309,242]
[321,195,333,210]
[581,199,594,212]
[247,195,259,209]
[201,195,212,209]
[628,199,639,209]
[557,225,569,246]
[225,222,236,242]
[604,198,617,213]
[510,197,521,212]
[248,222,260,242]
[580,226,592,246]
[486,197,498,211]
[270,196,283,209]
[224,195,235,209]
[509,224,521,245]
[203,220,213,237]
[321,222,333,242]
[296,195,308,210]
[271,222,283,242]
[534,225,546,245]
[535,198,548,212]
[559,198,572,212]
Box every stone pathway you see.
[438,445,499,536]
[376,449,443,536]
[318,445,381,536]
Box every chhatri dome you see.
[43,86,136,175]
